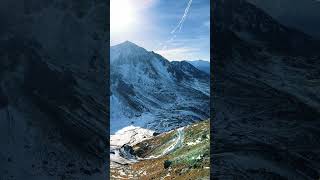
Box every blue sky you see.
[110,0,210,61]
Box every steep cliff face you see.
[0,1,108,179]
[212,0,320,179]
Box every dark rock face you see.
[153,132,161,136]
[0,1,108,179]
[121,144,135,154]
[119,144,136,160]
[212,0,320,179]
[164,160,172,169]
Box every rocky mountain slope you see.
[110,41,210,133]
[111,120,210,179]
[0,1,108,179]
[212,0,320,179]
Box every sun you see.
[111,0,136,33]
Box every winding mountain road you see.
[145,127,185,160]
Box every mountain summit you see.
[110,41,152,64]
[113,41,145,50]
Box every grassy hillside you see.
[110,120,210,179]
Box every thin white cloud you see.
[156,34,210,61]
[159,0,193,52]
[156,47,200,61]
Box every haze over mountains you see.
[213,0,320,179]
[110,41,210,133]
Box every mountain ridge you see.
[186,60,210,74]
[110,41,210,133]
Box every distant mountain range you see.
[110,41,210,133]
[186,60,210,74]
[213,0,320,179]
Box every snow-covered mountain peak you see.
[115,41,144,50]
[110,41,150,62]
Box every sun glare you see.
[111,0,136,33]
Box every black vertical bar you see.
[106,0,111,177]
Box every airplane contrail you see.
[157,0,193,51]
[171,0,193,34]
